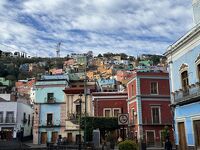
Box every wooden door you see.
[67,133,72,143]
[193,120,200,150]
[51,132,58,143]
[76,134,81,144]
[146,131,155,147]
[178,122,187,150]
[41,132,47,144]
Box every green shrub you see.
[118,140,138,150]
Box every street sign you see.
[118,113,129,125]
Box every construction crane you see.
[56,42,61,57]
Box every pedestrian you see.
[165,139,172,150]
[16,130,20,141]
[57,135,62,145]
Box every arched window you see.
[197,63,200,82]
[179,64,189,93]
[181,71,189,90]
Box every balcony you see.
[172,82,200,105]
[66,112,84,125]
[0,117,16,124]
[44,97,56,103]
[39,120,63,127]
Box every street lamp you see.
[78,93,83,150]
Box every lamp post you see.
[84,65,87,145]
[78,93,83,150]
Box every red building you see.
[92,92,128,139]
[92,92,128,117]
[127,71,173,147]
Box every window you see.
[151,107,160,124]
[132,84,134,97]
[76,105,81,115]
[47,93,54,100]
[47,114,53,126]
[0,112,3,123]
[181,71,189,90]
[28,114,30,125]
[104,109,111,117]
[197,64,200,82]
[132,109,135,124]
[6,111,14,123]
[23,112,27,124]
[47,93,54,103]
[151,82,158,94]
[113,108,120,117]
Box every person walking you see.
[165,139,172,150]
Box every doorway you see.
[41,132,47,144]
[178,122,187,150]
[146,131,155,147]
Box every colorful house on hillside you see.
[33,75,69,144]
[127,71,173,147]
[97,78,117,92]
[0,77,12,87]
[15,78,35,96]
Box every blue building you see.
[97,78,117,92]
[33,75,68,144]
[164,24,200,149]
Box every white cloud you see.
[0,0,194,57]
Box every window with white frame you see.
[113,108,121,117]
[197,64,200,82]
[0,112,3,123]
[104,109,111,117]
[151,106,161,124]
[151,82,158,94]
[132,109,135,124]
[181,71,189,90]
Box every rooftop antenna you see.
[56,42,61,57]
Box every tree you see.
[81,117,119,141]
[97,54,103,57]
[6,75,16,81]
[120,53,128,60]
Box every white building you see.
[0,99,33,140]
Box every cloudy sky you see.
[0,0,194,57]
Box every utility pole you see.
[84,62,87,144]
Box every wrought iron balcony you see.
[44,97,56,103]
[172,82,200,104]
[39,120,62,127]
[66,112,85,125]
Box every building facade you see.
[164,24,200,150]
[0,100,33,140]
[127,71,173,147]
[63,80,96,143]
[33,75,68,144]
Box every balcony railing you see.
[39,120,62,127]
[0,117,16,124]
[66,112,86,125]
[172,82,200,104]
[44,97,56,103]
